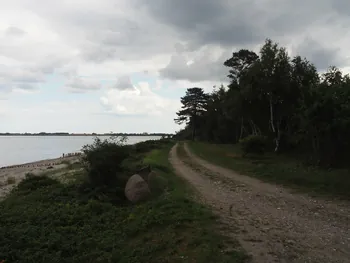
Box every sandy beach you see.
[0,156,80,199]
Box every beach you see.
[0,155,80,199]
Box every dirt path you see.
[169,143,350,263]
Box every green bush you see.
[81,136,130,187]
[14,175,59,195]
[133,138,173,154]
[239,135,268,156]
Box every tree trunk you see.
[192,124,196,141]
[274,121,281,152]
[249,119,256,135]
[239,117,244,140]
[269,97,276,133]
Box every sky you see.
[1,0,350,133]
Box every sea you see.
[0,136,161,167]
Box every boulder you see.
[124,174,150,203]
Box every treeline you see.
[175,39,350,167]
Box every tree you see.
[176,38,350,167]
[174,87,209,141]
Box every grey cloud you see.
[296,38,348,71]
[65,77,101,93]
[28,2,178,62]
[136,0,350,81]
[15,83,37,90]
[5,26,26,37]
[136,0,263,48]
[113,76,134,90]
[160,48,230,82]
[331,0,350,15]
[0,66,45,91]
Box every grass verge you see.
[188,141,350,199]
[0,141,248,263]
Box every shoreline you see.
[0,155,80,199]
[0,153,82,169]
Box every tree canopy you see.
[175,87,209,140]
[174,38,350,167]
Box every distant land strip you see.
[0,132,174,137]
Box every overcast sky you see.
[1,0,350,133]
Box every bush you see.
[6,176,16,185]
[15,175,59,195]
[133,138,173,154]
[239,135,268,156]
[81,136,130,187]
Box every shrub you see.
[6,176,16,185]
[133,138,173,154]
[239,135,268,156]
[81,136,130,187]
[15,175,59,194]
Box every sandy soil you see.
[169,143,350,263]
[0,156,79,199]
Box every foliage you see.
[239,135,268,156]
[175,38,350,167]
[80,136,130,187]
[175,87,210,141]
[0,144,248,263]
[132,138,174,154]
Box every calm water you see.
[0,136,161,167]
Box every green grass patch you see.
[0,142,248,263]
[188,141,350,199]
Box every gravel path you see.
[169,143,350,263]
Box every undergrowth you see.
[188,141,350,199]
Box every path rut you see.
[169,143,350,263]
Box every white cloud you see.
[100,81,180,116]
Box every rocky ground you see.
[170,143,350,263]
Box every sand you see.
[0,156,79,199]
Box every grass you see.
[0,141,248,263]
[188,141,350,199]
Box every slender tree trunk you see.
[274,121,281,152]
[192,112,197,141]
[269,97,276,133]
[239,117,244,140]
[249,119,260,135]
[249,119,255,135]
[192,125,196,141]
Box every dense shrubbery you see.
[80,137,174,189]
[133,138,174,154]
[239,135,268,156]
[81,136,130,188]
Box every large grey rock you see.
[124,174,150,203]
